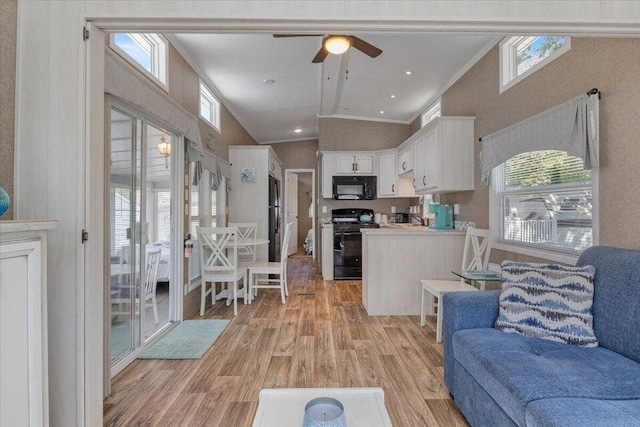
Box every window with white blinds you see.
[155,191,171,242]
[110,185,141,257]
[491,150,593,254]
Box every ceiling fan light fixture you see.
[324,36,351,55]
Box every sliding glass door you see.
[107,99,180,376]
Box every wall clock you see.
[241,168,255,182]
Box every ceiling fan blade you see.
[312,47,329,63]
[273,34,324,38]
[349,36,383,58]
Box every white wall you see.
[14,2,640,426]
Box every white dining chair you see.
[197,226,248,316]
[420,227,493,342]
[143,249,162,325]
[228,222,257,268]
[247,222,292,304]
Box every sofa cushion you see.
[495,261,598,347]
[453,328,640,426]
[577,246,640,363]
[526,398,640,427]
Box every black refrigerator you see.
[268,175,281,263]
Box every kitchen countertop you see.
[361,224,466,235]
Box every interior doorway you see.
[285,169,316,258]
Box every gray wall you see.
[0,0,17,219]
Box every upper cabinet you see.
[397,145,414,176]
[412,117,475,194]
[335,154,374,175]
[378,152,397,197]
[269,152,282,180]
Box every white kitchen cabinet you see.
[1,220,56,427]
[397,145,414,176]
[413,117,475,194]
[336,155,355,174]
[321,224,334,280]
[269,152,282,180]
[354,155,374,174]
[335,154,374,175]
[413,135,428,192]
[378,152,397,197]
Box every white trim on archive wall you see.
[285,168,317,259]
[14,7,640,425]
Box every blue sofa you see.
[443,246,640,427]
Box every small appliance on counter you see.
[395,213,410,223]
[428,203,454,229]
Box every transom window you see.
[200,80,221,131]
[111,33,168,89]
[500,36,570,93]
[491,150,594,255]
[421,99,441,128]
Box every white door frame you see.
[284,169,316,259]
[79,15,640,427]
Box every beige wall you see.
[0,0,17,219]
[270,139,318,169]
[296,172,313,250]
[423,37,640,258]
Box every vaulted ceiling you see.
[172,33,498,143]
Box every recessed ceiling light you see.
[405,71,412,75]
[264,79,276,85]
[390,94,396,98]
[294,128,302,133]
[380,110,384,114]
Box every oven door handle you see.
[340,232,361,236]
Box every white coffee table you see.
[252,388,392,427]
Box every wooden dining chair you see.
[247,222,292,304]
[228,222,257,268]
[197,226,248,316]
[143,249,162,325]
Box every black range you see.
[332,208,380,280]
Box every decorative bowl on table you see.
[302,397,347,427]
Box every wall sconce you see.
[157,136,171,169]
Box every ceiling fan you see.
[273,34,383,63]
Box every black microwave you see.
[333,176,377,200]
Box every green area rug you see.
[138,319,230,359]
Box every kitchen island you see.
[361,225,466,315]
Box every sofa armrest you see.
[443,290,501,394]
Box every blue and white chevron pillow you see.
[495,261,598,347]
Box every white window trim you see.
[110,33,169,91]
[489,157,599,264]
[499,36,571,93]
[421,98,442,128]
[199,80,221,132]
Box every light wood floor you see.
[104,257,468,426]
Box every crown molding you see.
[318,114,410,125]
[259,137,319,145]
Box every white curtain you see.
[481,93,599,183]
